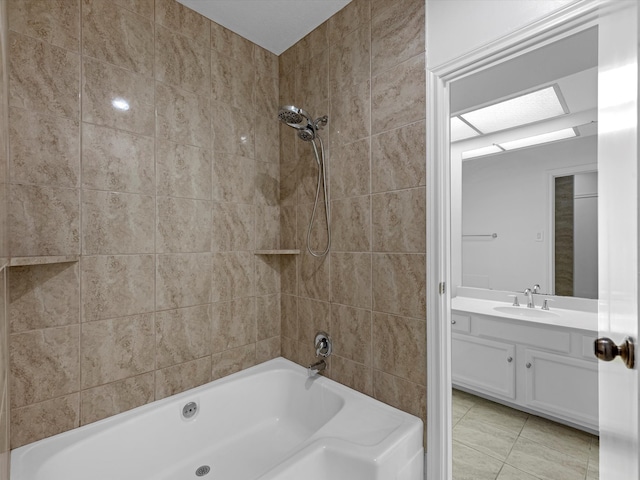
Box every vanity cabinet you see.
[451,310,598,432]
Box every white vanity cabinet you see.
[452,310,598,433]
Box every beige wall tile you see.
[255,46,278,79]
[156,140,211,200]
[256,336,281,363]
[255,205,281,250]
[371,121,426,193]
[9,263,79,334]
[372,55,425,134]
[331,196,370,252]
[296,50,329,115]
[155,25,210,97]
[10,325,79,407]
[211,344,255,381]
[297,297,330,347]
[82,0,153,77]
[211,50,255,112]
[256,255,281,296]
[210,21,253,58]
[372,253,426,319]
[331,303,371,365]
[212,102,254,158]
[281,255,297,295]
[257,294,281,341]
[256,161,279,206]
[298,253,330,301]
[9,32,79,119]
[81,255,155,321]
[331,356,372,396]
[80,372,154,425]
[280,206,297,250]
[82,57,154,136]
[82,124,154,195]
[297,203,328,254]
[371,0,425,76]
[329,80,370,148]
[8,0,80,51]
[373,312,426,385]
[329,24,371,96]
[156,253,212,310]
[296,23,328,62]
[373,369,426,421]
[328,0,370,41]
[81,314,155,389]
[9,184,80,257]
[9,108,79,188]
[211,298,256,353]
[82,190,155,255]
[155,356,211,400]
[113,0,154,19]
[156,196,211,253]
[281,294,298,340]
[211,153,255,204]
[330,138,370,200]
[211,251,254,302]
[255,114,280,165]
[211,202,254,252]
[11,393,79,448]
[255,72,278,118]
[372,188,426,252]
[156,82,211,148]
[156,305,211,369]
[331,253,372,309]
[155,0,209,41]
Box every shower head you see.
[278,105,312,130]
[298,128,316,142]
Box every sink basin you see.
[493,306,559,318]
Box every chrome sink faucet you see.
[523,288,535,308]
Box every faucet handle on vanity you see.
[533,284,541,294]
[542,298,553,311]
[508,295,520,307]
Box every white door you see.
[596,1,640,477]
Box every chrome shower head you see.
[278,105,312,130]
[298,128,315,142]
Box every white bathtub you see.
[11,357,424,480]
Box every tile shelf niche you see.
[254,250,300,255]
[9,255,80,267]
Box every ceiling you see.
[177,0,352,55]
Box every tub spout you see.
[307,359,326,377]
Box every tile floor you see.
[452,389,599,480]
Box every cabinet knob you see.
[507,356,513,363]
[451,320,457,325]
[526,362,532,368]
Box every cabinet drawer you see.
[473,316,571,353]
[452,333,515,399]
[451,313,471,333]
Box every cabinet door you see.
[452,334,515,399]
[524,349,598,430]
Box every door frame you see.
[426,2,607,479]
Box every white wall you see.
[426,0,576,69]
[460,135,596,294]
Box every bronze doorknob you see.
[594,336,635,369]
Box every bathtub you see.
[11,357,424,480]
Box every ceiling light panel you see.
[460,86,566,134]
[461,145,503,160]
[451,117,480,142]
[501,128,577,150]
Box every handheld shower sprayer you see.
[277,105,331,257]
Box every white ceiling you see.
[177,0,352,55]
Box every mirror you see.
[450,27,599,299]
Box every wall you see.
[278,0,427,441]
[6,0,280,448]
[426,0,576,69]
[0,0,10,476]
[461,135,596,294]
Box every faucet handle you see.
[533,284,541,294]
[314,331,332,357]
[508,295,520,307]
[542,298,554,310]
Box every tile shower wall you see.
[6,0,280,448]
[0,0,10,476]
[279,0,427,441]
